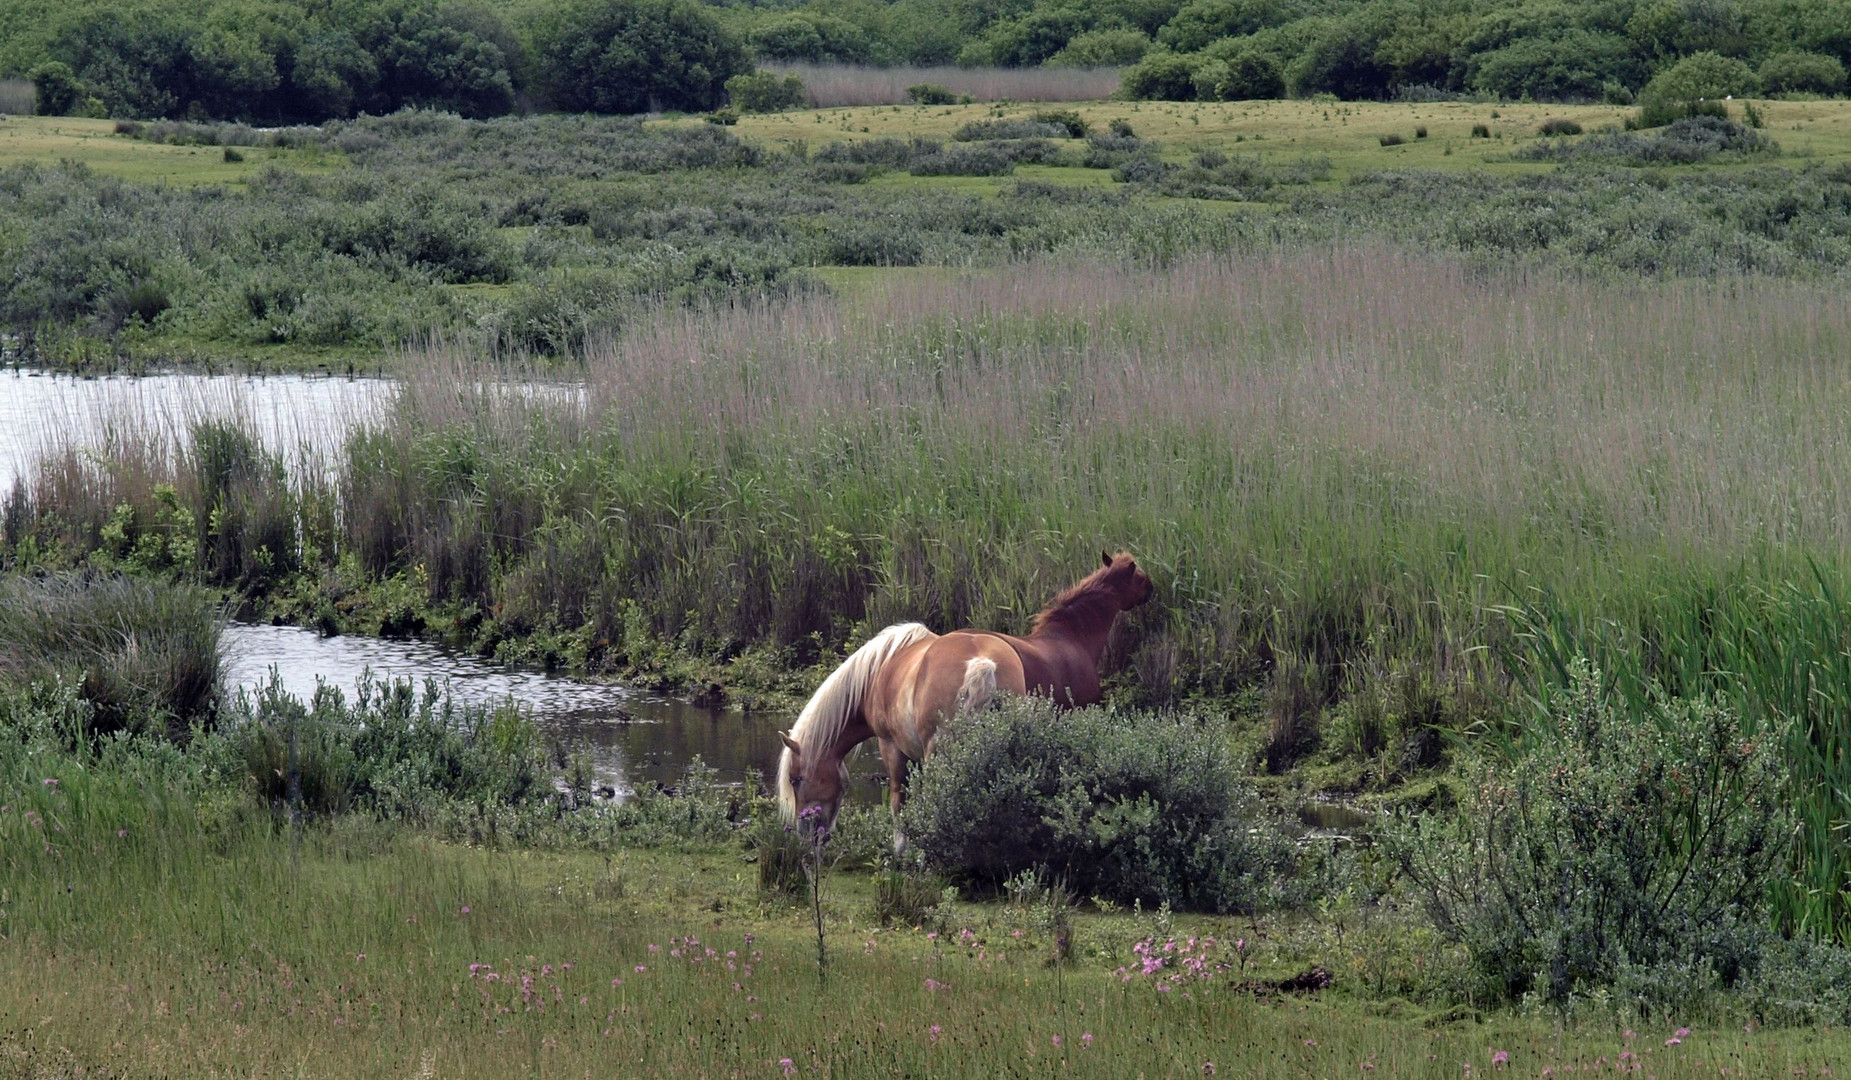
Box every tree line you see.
[2,0,1849,122]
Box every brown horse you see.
[777,551,1155,847]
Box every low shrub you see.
[906,83,957,105]
[1517,115,1775,165]
[1537,118,1582,137]
[1030,109,1087,137]
[1396,659,1788,1009]
[952,118,1070,141]
[1378,133,1405,147]
[1470,123,1490,138]
[902,696,1282,913]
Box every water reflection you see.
[222,623,788,798]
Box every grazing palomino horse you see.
[777,551,1155,846]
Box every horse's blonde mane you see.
[777,622,935,821]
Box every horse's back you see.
[867,632,1026,760]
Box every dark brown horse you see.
[777,552,1155,847]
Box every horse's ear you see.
[780,732,801,754]
[1101,550,1113,567]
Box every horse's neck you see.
[1029,613,1115,661]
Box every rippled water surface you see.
[223,624,786,795]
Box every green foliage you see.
[902,697,1282,912]
[1760,50,1848,95]
[27,60,80,116]
[1536,117,1583,135]
[1156,0,1282,52]
[747,14,873,64]
[1121,49,1199,99]
[1046,27,1151,66]
[530,0,748,115]
[0,573,221,741]
[1397,660,1788,1008]
[906,81,958,104]
[1636,50,1761,126]
[725,69,805,112]
[1464,29,1645,101]
[1190,48,1282,100]
[1518,114,1775,163]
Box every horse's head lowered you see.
[778,731,847,841]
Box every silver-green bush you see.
[902,696,1282,913]
[1397,659,1789,1009]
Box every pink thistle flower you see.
[117,829,128,838]
[1305,1040,1318,1047]
[1081,1033,1093,1048]
[1490,1049,1508,1068]
[635,965,646,973]
[929,1025,941,1043]
[42,778,58,787]
[355,953,366,962]
[1202,1062,1216,1076]
[1052,1035,1062,1047]
[780,1058,796,1076]
[1665,1037,1682,1046]
[460,906,470,914]
[611,978,622,987]
[1675,1027,1690,1038]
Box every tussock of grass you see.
[0,573,220,738]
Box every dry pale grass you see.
[768,62,1123,107]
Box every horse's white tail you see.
[955,656,997,717]
[778,622,935,822]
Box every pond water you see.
[1,367,846,803]
[222,623,791,798]
[0,368,388,491]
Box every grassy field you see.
[5,811,1849,1079]
[0,115,333,184]
[728,97,1851,180]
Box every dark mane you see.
[1031,564,1121,635]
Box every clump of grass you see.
[1414,125,1427,139]
[1470,123,1491,138]
[1537,117,1583,136]
[1379,133,1405,146]
[0,573,222,740]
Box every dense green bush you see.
[529,0,748,115]
[27,60,82,116]
[902,696,1282,912]
[1397,660,1788,1008]
[952,117,1071,139]
[1120,50,1199,99]
[1636,50,1761,126]
[1046,27,1151,66]
[725,70,806,112]
[1760,50,1848,95]
[746,14,873,64]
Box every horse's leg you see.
[878,738,913,856]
